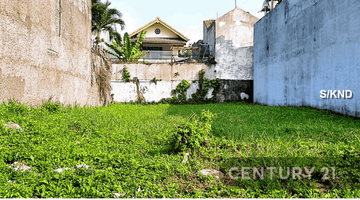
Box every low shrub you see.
[170,109,216,153]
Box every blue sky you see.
[109,0,266,45]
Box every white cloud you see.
[116,12,138,37]
[176,24,203,46]
[252,11,264,19]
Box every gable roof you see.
[129,17,190,41]
[219,7,259,21]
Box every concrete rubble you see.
[181,152,190,164]
[9,162,94,175]
[199,169,224,179]
[4,122,23,132]
[113,192,126,198]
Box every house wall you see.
[201,8,258,103]
[214,8,259,81]
[110,63,252,103]
[144,24,178,38]
[0,0,100,106]
[254,0,360,117]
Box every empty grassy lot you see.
[0,100,360,198]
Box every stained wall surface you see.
[0,0,100,106]
[214,7,258,81]
[254,0,360,117]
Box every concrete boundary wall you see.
[111,63,253,103]
[253,0,360,117]
[0,0,100,107]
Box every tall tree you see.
[91,0,125,45]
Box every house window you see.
[143,47,162,51]
[155,28,161,34]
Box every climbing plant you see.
[159,69,221,105]
[172,80,191,103]
[151,77,162,85]
[190,69,221,103]
[122,67,131,82]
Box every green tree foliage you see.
[91,0,125,45]
[104,31,149,62]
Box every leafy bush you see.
[6,99,30,114]
[170,110,216,153]
[42,100,62,113]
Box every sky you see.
[109,0,266,45]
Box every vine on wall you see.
[122,66,131,82]
[160,69,221,105]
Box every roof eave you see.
[129,18,190,42]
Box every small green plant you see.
[123,67,131,82]
[170,109,216,153]
[199,69,205,77]
[135,98,143,104]
[174,72,180,77]
[151,77,161,85]
[6,99,30,114]
[42,100,62,113]
[171,80,191,103]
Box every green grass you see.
[0,100,360,198]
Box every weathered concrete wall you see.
[254,0,360,117]
[214,7,258,80]
[0,0,100,106]
[214,45,255,80]
[111,80,208,103]
[216,8,258,48]
[112,63,207,82]
[111,63,252,103]
[111,63,207,102]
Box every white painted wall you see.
[111,80,213,103]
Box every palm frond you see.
[103,48,122,60]
[124,33,131,61]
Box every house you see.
[129,17,190,62]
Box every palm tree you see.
[91,0,125,46]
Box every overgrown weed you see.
[0,100,359,197]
